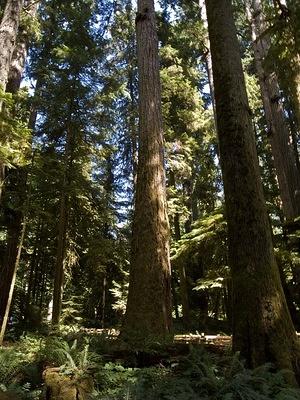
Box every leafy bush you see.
[1,336,300,400]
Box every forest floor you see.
[1,328,300,400]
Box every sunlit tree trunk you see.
[246,0,300,220]
[6,0,39,93]
[205,0,300,382]
[0,0,23,92]
[121,0,172,346]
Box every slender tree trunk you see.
[128,69,138,188]
[199,0,217,129]
[285,101,300,172]
[0,213,27,345]
[0,209,22,321]
[101,276,106,329]
[205,0,300,382]
[51,116,74,327]
[285,1,300,127]
[51,191,68,326]
[169,170,190,327]
[121,0,172,346]
[246,0,300,220]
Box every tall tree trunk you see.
[51,191,68,326]
[51,126,72,326]
[121,0,172,346]
[246,0,300,220]
[169,171,190,328]
[199,0,217,129]
[205,0,300,382]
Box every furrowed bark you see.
[121,0,172,346]
[205,0,300,383]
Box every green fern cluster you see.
[39,336,101,378]
[92,348,300,400]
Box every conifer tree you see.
[205,0,300,381]
[0,0,24,199]
[245,0,300,220]
[121,0,172,345]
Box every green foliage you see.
[110,278,129,316]
[1,336,300,400]
[91,348,300,400]
[61,295,83,326]
[171,210,228,289]
[39,336,101,376]
[0,89,31,168]
[0,335,42,386]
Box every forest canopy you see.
[0,0,300,398]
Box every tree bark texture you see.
[6,0,39,93]
[205,0,300,381]
[0,0,24,203]
[246,0,300,220]
[121,0,172,345]
[0,0,24,92]
[285,1,300,127]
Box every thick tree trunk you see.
[6,0,39,93]
[205,0,300,382]
[121,0,172,346]
[246,0,300,220]
[0,0,23,92]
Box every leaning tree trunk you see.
[246,0,300,220]
[120,0,172,346]
[205,0,300,382]
[0,207,23,322]
[0,211,26,345]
